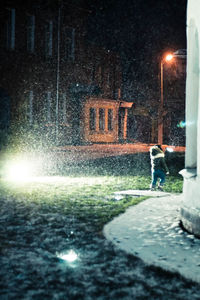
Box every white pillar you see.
[180,0,200,236]
[185,19,199,170]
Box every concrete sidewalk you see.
[104,191,200,283]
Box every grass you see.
[0,152,184,230]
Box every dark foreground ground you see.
[0,148,198,299]
[0,195,200,300]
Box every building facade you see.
[0,1,132,146]
[162,51,186,146]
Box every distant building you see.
[0,1,133,146]
[162,51,186,146]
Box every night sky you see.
[83,0,187,101]
[2,0,187,103]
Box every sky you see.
[83,0,187,100]
[85,0,187,55]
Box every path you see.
[104,190,200,283]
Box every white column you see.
[185,19,199,170]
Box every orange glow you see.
[165,53,173,62]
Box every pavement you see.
[103,190,200,284]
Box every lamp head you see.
[165,53,173,62]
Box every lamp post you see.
[56,0,61,143]
[158,53,174,145]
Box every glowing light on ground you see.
[2,154,115,185]
[5,159,36,182]
[56,250,78,263]
[114,194,124,201]
[166,147,174,152]
[3,173,111,186]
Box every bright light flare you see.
[23,176,107,185]
[114,194,124,201]
[5,159,36,182]
[177,121,186,128]
[56,250,78,263]
[165,54,173,62]
[166,147,174,153]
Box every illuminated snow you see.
[166,147,174,152]
[56,250,78,262]
[5,159,35,182]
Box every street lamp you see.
[158,52,174,145]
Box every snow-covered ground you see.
[0,195,200,299]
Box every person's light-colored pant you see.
[151,169,166,188]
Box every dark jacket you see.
[150,145,169,173]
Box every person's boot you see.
[150,185,156,191]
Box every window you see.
[45,21,53,57]
[64,27,75,61]
[107,71,111,86]
[91,64,96,81]
[59,93,67,123]
[108,109,113,131]
[101,67,104,86]
[89,108,96,131]
[96,66,102,83]
[6,8,15,50]
[99,108,105,130]
[46,91,52,122]
[28,91,33,124]
[27,15,35,53]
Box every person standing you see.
[149,145,169,191]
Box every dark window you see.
[89,108,96,131]
[64,27,75,61]
[59,93,67,123]
[27,15,35,53]
[108,109,113,131]
[45,21,53,57]
[99,108,105,130]
[28,91,33,124]
[46,91,52,122]
[6,8,15,49]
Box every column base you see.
[179,168,200,237]
[180,206,200,238]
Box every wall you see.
[0,1,122,146]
